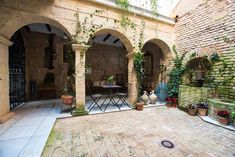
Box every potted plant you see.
[165,97,172,108]
[217,110,230,125]
[106,75,115,86]
[134,51,145,111]
[61,75,75,106]
[188,104,197,116]
[232,111,235,126]
[197,102,208,116]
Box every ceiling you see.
[92,34,124,48]
[24,23,124,48]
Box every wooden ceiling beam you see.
[103,34,111,42]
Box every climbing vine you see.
[72,9,104,58]
[134,20,145,99]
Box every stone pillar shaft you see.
[127,52,138,105]
[72,44,89,108]
[0,36,12,117]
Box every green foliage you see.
[150,0,158,17]
[232,111,235,120]
[116,0,129,11]
[133,20,145,100]
[134,52,145,99]
[72,9,104,45]
[106,75,115,83]
[167,45,186,98]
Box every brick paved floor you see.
[42,107,235,157]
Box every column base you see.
[71,104,88,116]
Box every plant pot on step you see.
[136,102,144,111]
[61,94,73,105]
[188,108,197,116]
[166,103,172,108]
[198,108,207,116]
[218,116,229,125]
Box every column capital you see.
[72,44,90,51]
[126,52,135,58]
[0,36,12,46]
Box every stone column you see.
[0,36,12,117]
[126,52,138,105]
[72,44,89,111]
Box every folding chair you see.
[86,82,103,112]
[116,83,132,108]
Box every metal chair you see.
[116,83,132,109]
[86,82,103,112]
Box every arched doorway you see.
[8,23,72,109]
[85,29,133,113]
[142,39,171,103]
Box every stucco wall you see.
[174,0,235,100]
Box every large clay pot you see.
[136,102,144,111]
[141,91,149,105]
[218,116,229,125]
[149,90,157,104]
[61,94,73,105]
[198,108,207,116]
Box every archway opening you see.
[141,39,171,103]
[85,30,132,113]
[8,23,73,110]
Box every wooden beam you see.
[113,38,120,44]
[45,24,52,32]
[103,34,111,42]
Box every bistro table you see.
[101,85,122,111]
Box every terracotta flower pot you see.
[136,102,144,111]
[218,116,229,125]
[188,108,197,116]
[61,94,73,105]
[166,103,172,108]
[198,108,207,116]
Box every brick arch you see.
[0,13,72,39]
[182,48,215,67]
[90,28,134,54]
[143,38,172,60]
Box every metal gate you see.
[9,30,25,110]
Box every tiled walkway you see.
[0,100,71,157]
[42,107,235,157]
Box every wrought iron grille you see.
[9,30,25,110]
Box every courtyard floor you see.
[42,107,235,157]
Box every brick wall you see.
[86,43,128,83]
[175,0,235,100]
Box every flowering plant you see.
[217,110,230,118]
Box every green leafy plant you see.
[106,75,115,83]
[167,45,186,98]
[134,51,145,99]
[231,111,235,121]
